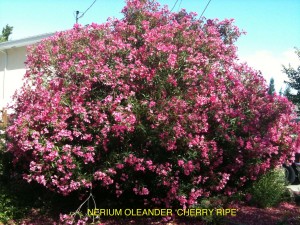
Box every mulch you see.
[5,201,300,225]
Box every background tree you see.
[284,49,300,110]
[283,85,292,97]
[279,87,283,96]
[0,24,13,42]
[268,77,275,95]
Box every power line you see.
[200,0,212,17]
[76,0,97,23]
[178,0,183,11]
[170,0,179,12]
[81,0,97,17]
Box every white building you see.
[0,33,54,110]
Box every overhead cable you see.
[200,0,212,17]
[76,0,97,23]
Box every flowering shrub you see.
[7,0,300,208]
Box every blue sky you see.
[1,0,299,91]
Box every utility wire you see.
[178,0,183,11]
[170,0,179,12]
[200,0,212,17]
[80,0,97,18]
[76,0,97,23]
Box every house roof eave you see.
[0,32,56,51]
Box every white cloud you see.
[238,49,299,92]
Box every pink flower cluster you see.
[7,0,300,208]
[59,213,89,225]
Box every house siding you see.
[0,46,27,109]
[0,32,55,110]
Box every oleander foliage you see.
[7,0,300,208]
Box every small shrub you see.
[0,126,17,223]
[248,168,287,208]
[190,196,226,224]
[0,181,28,223]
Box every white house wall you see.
[0,32,55,110]
[0,46,27,109]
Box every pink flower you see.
[178,160,184,167]
[167,54,177,68]
[141,187,149,195]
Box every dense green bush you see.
[0,126,26,223]
[248,168,288,208]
